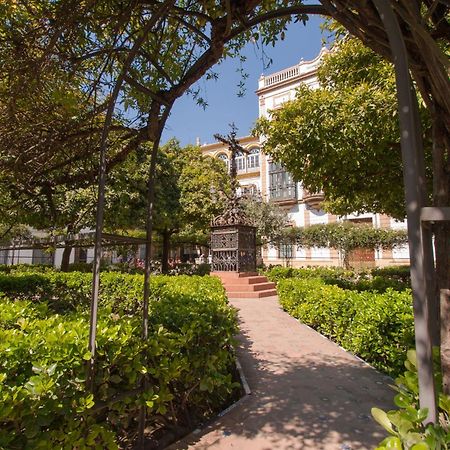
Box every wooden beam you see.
[421,207,450,222]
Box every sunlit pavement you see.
[168,296,394,450]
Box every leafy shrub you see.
[373,349,450,449]
[371,265,411,283]
[322,274,408,293]
[265,265,409,293]
[278,278,414,376]
[264,266,354,283]
[0,263,55,274]
[65,261,212,276]
[0,271,139,314]
[67,262,94,272]
[278,278,358,341]
[168,262,211,276]
[0,272,238,449]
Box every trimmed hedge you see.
[371,265,411,283]
[277,277,414,376]
[0,263,55,274]
[265,265,410,293]
[264,266,355,283]
[0,272,238,449]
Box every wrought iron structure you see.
[211,125,257,272]
[211,202,256,272]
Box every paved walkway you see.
[169,296,395,450]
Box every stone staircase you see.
[213,272,277,299]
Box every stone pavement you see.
[168,296,395,450]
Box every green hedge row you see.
[277,277,414,376]
[264,265,410,293]
[0,272,238,449]
[0,270,223,314]
[0,261,212,276]
[0,263,55,274]
[264,266,354,282]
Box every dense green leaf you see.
[0,270,238,448]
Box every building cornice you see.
[256,46,329,96]
[201,135,258,152]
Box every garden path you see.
[168,295,395,450]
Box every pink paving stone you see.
[168,296,395,450]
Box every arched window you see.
[247,147,260,169]
[235,151,246,172]
[217,153,229,172]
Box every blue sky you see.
[162,15,327,147]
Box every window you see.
[268,162,296,200]
[278,242,294,259]
[247,147,260,170]
[217,153,229,172]
[235,151,246,172]
[32,248,54,265]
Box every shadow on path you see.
[169,297,394,450]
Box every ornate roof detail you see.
[211,202,253,227]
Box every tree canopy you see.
[105,140,232,271]
[0,1,447,205]
[0,1,322,191]
[255,34,432,220]
[241,195,291,245]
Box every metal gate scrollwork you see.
[210,209,256,272]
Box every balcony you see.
[302,190,325,209]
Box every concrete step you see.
[213,271,258,280]
[237,275,270,285]
[224,282,276,292]
[227,289,278,299]
[214,274,270,284]
[212,272,277,299]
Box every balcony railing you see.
[258,47,329,90]
[264,66,300,88]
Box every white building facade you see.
[203,48,409,268]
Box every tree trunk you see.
[161,230,171,274]
[61,244,73,272]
